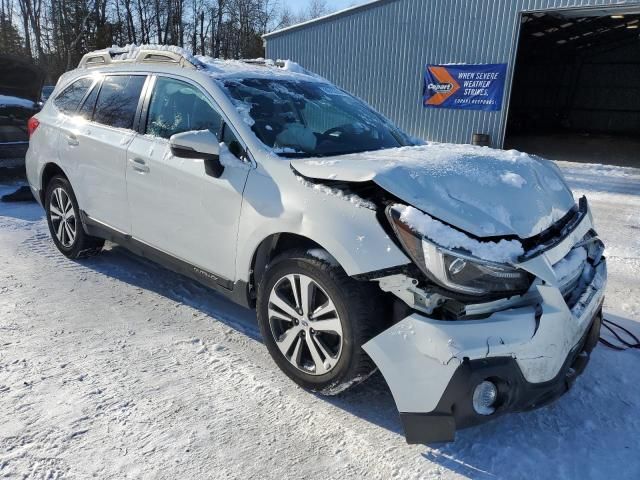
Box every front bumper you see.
[399,304,602,443]
[363,203,607,444]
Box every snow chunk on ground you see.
[393,204,524,263]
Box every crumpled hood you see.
[290,144,576,239]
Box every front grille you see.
[553,246,588,296]
[520,197,589,261]
[559,236,605,312]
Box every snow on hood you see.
[393,204,524,263]
[291,144,576,239]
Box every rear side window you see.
[145,77,222,139]
[93,75,146,130]
[54,78,93,114]
[77,80,101,120]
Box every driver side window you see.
[145,77,222,140]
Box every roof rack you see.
[78,48,200,70]
[239,59,286,68]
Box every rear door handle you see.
[129,157,150,173]
[66,133,79,146]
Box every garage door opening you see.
[504,9,640,167]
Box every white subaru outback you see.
[26,45,607,443]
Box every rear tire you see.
[257,249,386,395]
[45,175,104,259]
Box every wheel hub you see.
[49,187,77,248]
[267,273,344,376]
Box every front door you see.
[126,75,250,282]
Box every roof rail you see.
[240,59,286,68]
[78,48,200,70]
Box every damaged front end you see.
[363,196,607,443]
[290,153,606,444]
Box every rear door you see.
[126,75,250,282]
[35,76,94,188]
[62,74,148,233]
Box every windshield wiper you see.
[277,145,399,159]
[277,151,315,158]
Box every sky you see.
[281,0,366,16]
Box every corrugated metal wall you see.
[265,0,640,147]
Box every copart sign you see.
[423,64,507,111]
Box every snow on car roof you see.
[197,56,326,83]
[84,44,325,83]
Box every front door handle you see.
[66,133,79,146]
[129,158,150,173]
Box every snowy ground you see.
[1,161,639,480]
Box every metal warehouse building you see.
[264,0,640,165]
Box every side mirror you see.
[169,130,224,178]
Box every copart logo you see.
[427,83,454,93]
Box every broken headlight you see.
[386,205,531,296]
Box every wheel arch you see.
[40,162,69,205]
[248,232,334,306]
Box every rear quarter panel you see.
[25,102,65,200]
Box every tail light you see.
[27,117,40,137]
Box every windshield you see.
[221,78,413,158]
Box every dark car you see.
[0,55,44,164]
[40,85,55,103]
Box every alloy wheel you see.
[268,274,344,376]
[49,187,77,248]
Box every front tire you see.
[45,175,104,259]
[257,249,386,395]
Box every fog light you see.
[472,381,498,415]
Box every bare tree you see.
[4,0,337,81]
[278,0,330,28]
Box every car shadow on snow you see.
[79,244,407,423]
[0,185,42,222]
[73,242,640,478]
[83,244,260,340]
